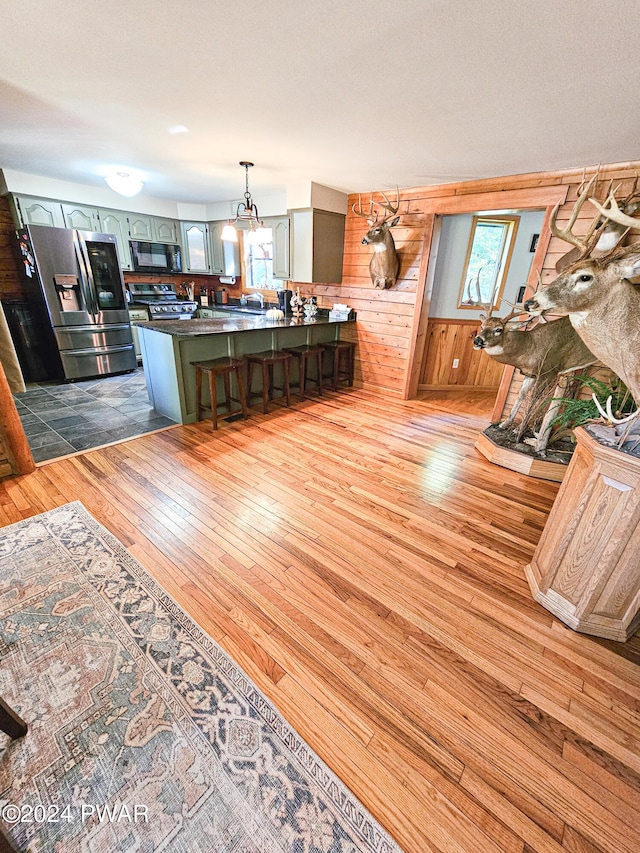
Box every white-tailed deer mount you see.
[353,188,401,289]
[525,181,640,416]
[474,310,595,453]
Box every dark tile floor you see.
[12,368,176,463]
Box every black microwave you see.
[130,240,182,274]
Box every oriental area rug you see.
[0,502,401,853]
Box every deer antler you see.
[592,393,640,426]
[376,186,400,220]
[549,173,604,256]
[352,194,374,220]
[353,187,400,224]
[588,192,640,232]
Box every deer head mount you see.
[353,188,401,289]
[525,178,640,419]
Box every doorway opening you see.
[417,208,545,411]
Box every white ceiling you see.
[2,0,640,205]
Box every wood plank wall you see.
[297,161,640,415]
[0,197,23,476]
[419,319,504,389]
[0,196,21,300]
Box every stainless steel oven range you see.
[128,283,198,320]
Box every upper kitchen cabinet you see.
[266,216,291,280]
[127,214,154,241]
[97,209,133,270]
[207,221,226,275]
[11,195,65,228]
[128,214,180,243]
[291,209,344,283]
[61,203,100,231]
[154,217,180,243]
[181,221,210,273]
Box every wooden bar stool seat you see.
[192,356,248,430]
[322,340,356,390]
[246,350,292,413]
[0,696,27,739]
[283,344,325,400]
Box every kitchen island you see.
[135,313,354,424]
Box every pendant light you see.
[221,161,264,242]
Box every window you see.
[457,215,519,309]
[242,228,274,290]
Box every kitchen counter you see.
[135,314,355,424]
[134,314,350,337]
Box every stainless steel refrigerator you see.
[13,224,136,381]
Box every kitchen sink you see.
[219,305,266,315]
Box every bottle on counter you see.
[220,288,228,305]
[200,287,209,307]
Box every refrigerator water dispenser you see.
[54,274,81,312]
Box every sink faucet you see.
[246,292,264,308]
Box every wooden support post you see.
[0,361,35,477]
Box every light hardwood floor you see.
[1,387,639,853]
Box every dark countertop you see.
[133,315,354,337]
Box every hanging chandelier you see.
[221,161,264,242]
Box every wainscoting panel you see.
[419,318,504,389]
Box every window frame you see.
[457,214,520,310]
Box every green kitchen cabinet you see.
[181,221,210,273]
[267,216,291,280]
[127,214,154,241]
[291,209,344,283]
[12,195,65,228]
[208,221,226,275]
[154,217,180,243]
[128,214,180,244]
[97,208,133,269]
[61,203,100,231]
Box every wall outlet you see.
[452,358,460,368]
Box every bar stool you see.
[322,340,355,390]
[192,356,248,430]
[246,350,292,413]
[283,344,325,400]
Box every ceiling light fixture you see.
[104,171,144,197]
[221,161,263,242]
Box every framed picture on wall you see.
[516,285,527,304]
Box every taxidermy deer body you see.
[474,313,595,451]
[354,189,401,289]
[524,178,640,407]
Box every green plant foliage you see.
[550,374,635,436]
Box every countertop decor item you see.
[266,307,284,320]
[303,296,318,319]
[0,502,402,853]
[290,287,305,319]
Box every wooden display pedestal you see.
[525,427,640,641]
[475,429,567,482]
